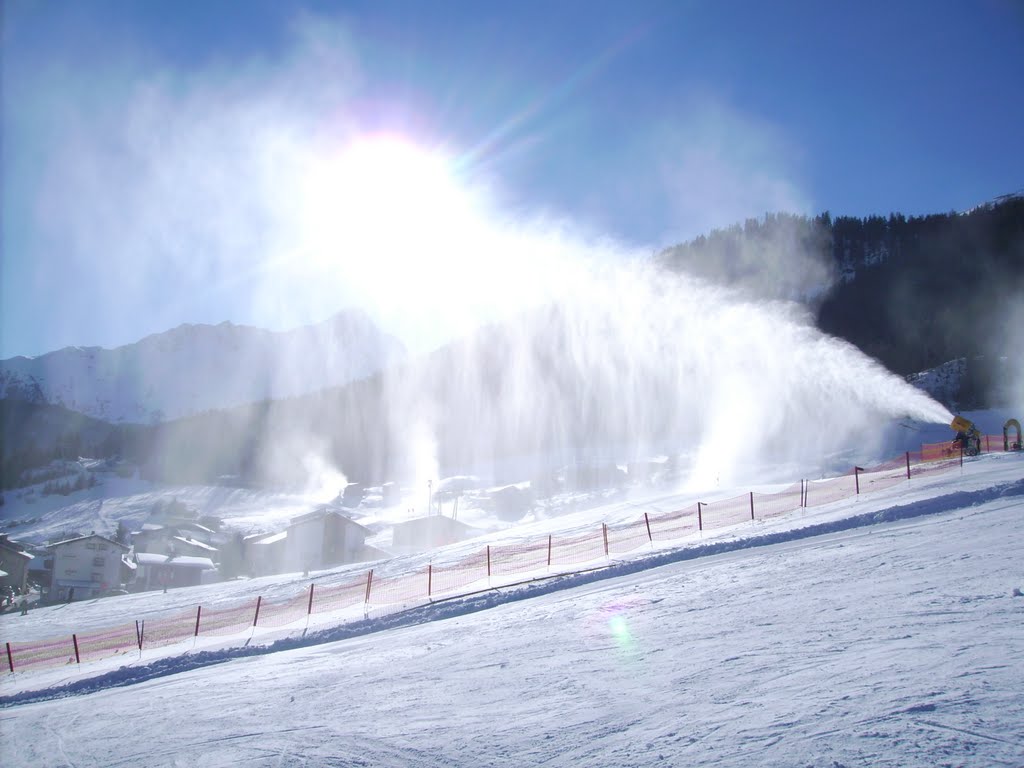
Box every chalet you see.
[392,516,479,554]
[243,507,380,577]
[284,507,372,573]
[47,534,131,602]
[244,530,288,577]
[133,553,217,591]
[131,524,219,561]
[0,535,33,594]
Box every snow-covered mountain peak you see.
[0,310,406,423]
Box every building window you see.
[91,572,103,582]
[97,544,108,551]
[93,556,105,567]
[86,543,97,550]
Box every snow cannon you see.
[949,415,981,457]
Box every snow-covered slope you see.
[0,310,406,423]
[1,454,1021,766]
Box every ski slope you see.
[1,452,1022,766]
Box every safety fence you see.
[2,437,1014,676]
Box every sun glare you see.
[301,135,474,263]
[292,132,594,350]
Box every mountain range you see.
[0,310,406,424]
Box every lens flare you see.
[608,614,634,650]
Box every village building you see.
[131,523,219,561]
[285,507,372,573]
[242,507,384,577]
[244,530,288,577]
[0,535,33,594]
[46,534,131,602]
[133,553,217,591]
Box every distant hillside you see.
[906,356,1017,412]
[0,310,407,423]
[660,193,1024,397]
[0,399,149,488]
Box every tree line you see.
[660,194,1024,394]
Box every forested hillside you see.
[661,193,1024,392]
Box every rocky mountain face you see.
[0,310,406,424]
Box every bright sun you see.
[291,132,587,349]
[300,135,476,265]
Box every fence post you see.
[364,570,373,605]
[547,535,552,568]
[307,584,315,616]
[135,619,142,650]
[253,596,262,627]
[749,492,755,521]
[602,524,609,557]
[854,466,861,495]
[644,512,652,544]
[139,619,145,652]
[6,641,13,673]
[194,606,202,638]
[72,634,81,665]
[905,451,911,480]
[697,502,704,531]
[486,545,491,581]
[428,564,433,598]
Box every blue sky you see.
[2,0,1022,358]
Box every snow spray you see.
[371,254,954,491]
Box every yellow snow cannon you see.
[949,415,982,456]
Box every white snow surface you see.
[1,450,1022,766]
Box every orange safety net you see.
[430,550,489,596]
[701,494,752,529]
[7,442,983,675]
[752,482,803,519]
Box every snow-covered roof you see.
[179,522,216,535]
[290,506,371,534]
[172,536,218,552]
[0,548,34,562]
[252,531,288,546]
[0,535,30,552]
[134,553,215,569]
[47,534,129,551]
